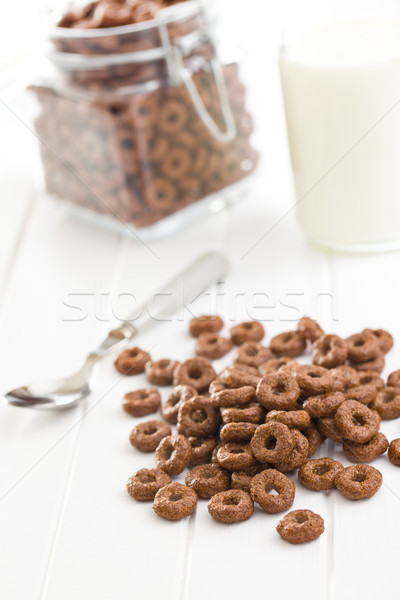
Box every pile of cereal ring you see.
[118,316,400,544]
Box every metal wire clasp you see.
[156,8,237,144]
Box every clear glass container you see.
[279,5,400,252]
[31,1,259,238]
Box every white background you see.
[1,1,400,599]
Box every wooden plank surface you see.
[329,252,400,600]
[2,1,400,598]
[0,135,400,600]
[3,158,400,600]
[0,197,124,600]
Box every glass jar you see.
[31,1,259,238]
[280,6,400,252]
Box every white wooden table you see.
[2,1,400,599]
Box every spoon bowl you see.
[3,251,229,410]
[6,379,91,409]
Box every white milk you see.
[279,19,400,251]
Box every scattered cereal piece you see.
[388,439,400,466]
[190,315,224,337]
[334,464,382,500]
[231,321,265,345]
[129,420,171,452]
[122,388,161,417]
[155,434,192,476]
[145,358,180,386]
[153,483,197,520]
[208,489,254,523]
[127,468,171,501]
[298,458,344,491]
[185,463,230,499]
[276,510,324,544]
[115,347,151,375]
[195,332,233,359]
[250,469,295,513]
[297,317,324,343]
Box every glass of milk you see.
[280,17,400,252]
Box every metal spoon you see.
[4,251,229,410]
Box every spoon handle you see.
[87,251,229,362]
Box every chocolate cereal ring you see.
[218,366,260,389]
[343,432,389,463]
[234,342,272,367]
[220,403,265,425]
[274,429,309,472]
[208,489,254,523]
[161,145,191,181]
[330,365,360,391]
[270,331,306,358]
[177,395,220,437]
[297,316,324,343]
[153,482,197,521]
[230,321,265,345]
[358,371,385,390]
[114,346,151,375]
[388,439,400,466]
[387,370,400,389]
[220,422,258,443]
[265,409,311,430]
[312,334,348,369]
[334,464,382,500]
[256,372,300,410]
[96,3,133,28]
[211,443,224,464]
[195,332,233,359]
[346,331,380,363]
[190,315,223,337]
[145,177,177,211]
[216,443,256,470]
[129,419,171,452]
[363,328,393,354]
[155,434,192,476]
[185,463,230,499]
[161,384,196,425]
[250,469,295,513]
[250,422,294,463]
[303,392,346,418]
[211,385,255,408]
[334,400,380,443]
[316,416,343,442]
[371,387,400,420]
[188,437,217,467]
[276,510,324,544]
[231,466,268,493]
[258,357,297,377]
[147,134,169,163]
[229,363,260,374]
[159,99,188,135]
[351,353,385,374]
[345,384,378,406]
[303,423,325,457]
[122,388,161,417]
[191,144,209,174]
[298,457,344,491]
[128,94,159,130]
[208,380,227,396]
[219,150,244,186]
[132,2,160,23]
[174,129,196,152]
[145,359,179,386]
[173,357,216,392]
[126,468,171,502]
[296,364,334,396]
